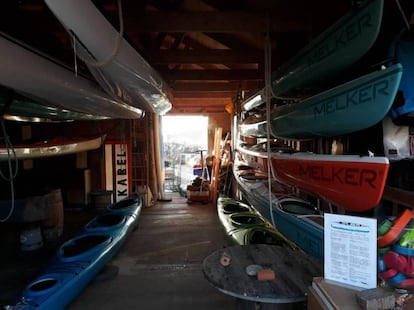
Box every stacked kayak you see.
[233,152,325,259]
[240,62,403,140]
[238,111,267,139]
[0,136,105,161]
[270,151,390,212]
[238,0,397,143]
[271,198,324,259]
[44,0,172,115]
[241,0,384,114]
[269,63,403,140]
[6,195,142,310]
[233,168,324,259]
[235,140,390,213]
[0,32,144,120]
[271,0,384,99]
[217,195,298,250]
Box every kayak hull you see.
[7,195,142,310]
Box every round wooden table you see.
[202,244,323,309]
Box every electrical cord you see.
[0,118,18,222]
[264,24,276,228]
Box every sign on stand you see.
[104,141,131,202]
[324,213,377,290]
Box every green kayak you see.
[228,225,298,250]
[270,63,403,139]
[217,195,255,232]
[0,86,110,122]
[272,0,384,97]
[217,195,297,249]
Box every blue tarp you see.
[389,28,414,120]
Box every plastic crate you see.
[187,189,210,203]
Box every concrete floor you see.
[0,191,235,309]
[66,191,235,310]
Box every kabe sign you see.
[104,141,131,202]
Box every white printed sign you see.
[324,213,377,289]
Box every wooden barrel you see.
[43,189,64,241]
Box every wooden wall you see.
[207,112,232,154]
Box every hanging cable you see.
[395,0,411,30]
[264,16,277,228]
[73,35,78,76]
[70,0,124,68]
[0,118,19,222]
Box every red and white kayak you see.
[270,152,389,212]
[0,136,104,161]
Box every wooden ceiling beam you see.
[14,11,306,36]
[147,49,265,64]
[172,91,236,98]
[125,12,307,33]
[169,106,228,114]
[162,69,263,81]
[171,98,232,113]
[173,97,232,105]
[171,81,260,92]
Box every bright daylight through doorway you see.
[161,115,209,193]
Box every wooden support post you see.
[210,127,222,202]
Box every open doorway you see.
[161,115,209,194]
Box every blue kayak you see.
[271,198,324,259]
[6,195,142,310]
[233,161,324,259]
[84,213,128,233]
[107,195,142,217]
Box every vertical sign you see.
[104,141,131,202]
[114,143,129,201]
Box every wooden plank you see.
[307,286,328,310]
[311,277,361,310]
[209,127,223,202]
[382,186,414,209]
